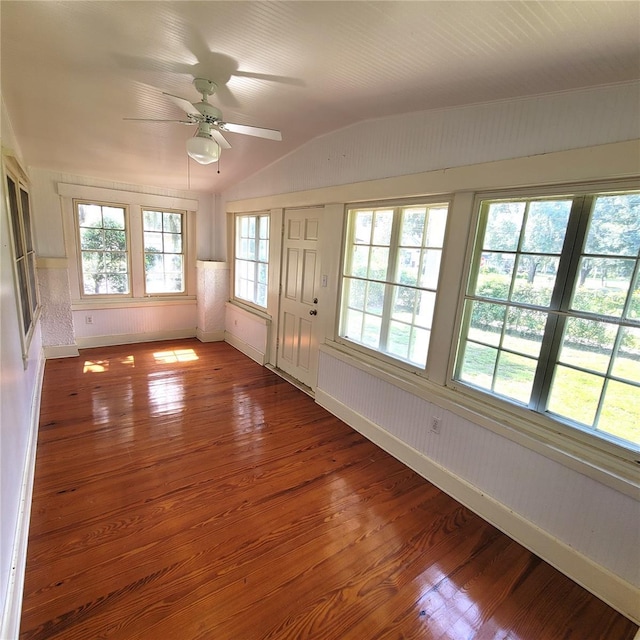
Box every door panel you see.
[277,208,323,389]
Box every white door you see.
[277,207,323,389]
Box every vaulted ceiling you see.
[2,1,639,193]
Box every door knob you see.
[309,309,318,316]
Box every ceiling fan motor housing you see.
[195,101,223,123]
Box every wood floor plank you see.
[20,339,638,639]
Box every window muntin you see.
[234,214,269,308]
[340,202,448,368]
[78,202,129,295]
[455,191,640,451]
[143,209,185,294]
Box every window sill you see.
[320,340,640,498]
[72,296,196,310]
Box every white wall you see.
[222,84,640,622]
[1,98,45,637]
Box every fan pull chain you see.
[187,155,191,190]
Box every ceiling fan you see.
[126,77,282,165]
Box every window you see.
[143,209,185,294]
[234,213,269,308]
[78,202,129,295]
[74,200,189,299]
[455,190,639,450]
[5,163,39,348]
[339,201,449,367]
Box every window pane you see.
[598,381,640,446]
[425,207,447,247]
[409,327,430,365]
[368,247,389,280]
[459,342,498,390]
[103,207,125,229]
[345,278,365,311]
[547,367,604,426]
[143,210,162,231]
[415,290,435,330]
[388,321,410,360]
[612,327,640,384]
[105,252,128,273]
[494,352,537,404]
[350,246,369,277]
[392,286,416,323]
[511,255,558,307]
[400,208,426,246]
[80,228,104,250]
[484,202,525,251]
[365,282,385,315]
[144,232,164,252]
[419,249,442,290]
[467,300,506,346]
[78,203,102,228]
[558,318,616,374]
[163,212,182,234]
[164,233,182,253]
[572,258,634,317]
[585,193,640,256]
[106,274,129,294]
[354,211,373,244]
[372,210,393,245]
[397,248,420,285]
[522,200,571,254]
[345,309,363,342]
[259,217,269,239]
[362,314,382,349]
[502,307,547,358]
[258,239,268,262]
[477,253,515,300]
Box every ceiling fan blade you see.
[220,122,282,141]
[123,118,195,124]
[234,70,305,87]
[215,84,240,108]
[162,92,200,116]
[210,129,232,149]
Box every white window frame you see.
[75,200,131,298]
[59,183,197,305]
[337,198,450,374]
[142,208,186,295]
[449,180,640,462]
[232,212,270,311]
[3,154,40,363]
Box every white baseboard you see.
[196,328,225,343]
[0,351,45,639]
[43,344,79,359]
[76,329,196,349]
[224,332,266,365]
[316,389,640,626]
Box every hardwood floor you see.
[20,339,637,639]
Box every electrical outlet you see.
[85,315,93,325]
[430,416,442,434]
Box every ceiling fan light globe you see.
[186,136,220,164]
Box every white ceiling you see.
[2,1,639,194]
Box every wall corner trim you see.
[224,332,266,365]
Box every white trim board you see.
[0,350,45,639]
[315,388,640,626]
[75,329,196,349]
[224,333,266,366]
[57,183,198,211]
